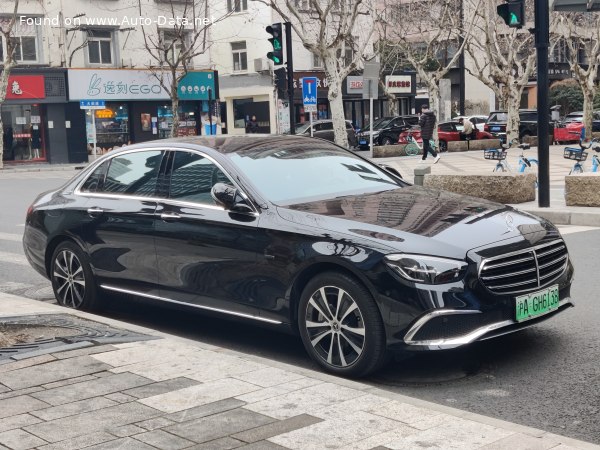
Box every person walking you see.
[418,105,440,163]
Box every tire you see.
[404,143,420,156]
[298,271,387,378]
[381,137,394,146]
[493,164,506,172]
[438,140,448,153]
[571,165,583,175]
[50,241,99,311]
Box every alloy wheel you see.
[304,286,365,368]
[53,250,86,308]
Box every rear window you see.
[520,113,538,121]
[488,112,507,123]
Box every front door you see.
[155,150,265,318]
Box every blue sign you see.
[302,77,317,109]
[79,100,105,109]
[178,71,218,101]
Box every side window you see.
[520,113,537,122]
[320,122,334,131]
[439,123,454,132]
[169,151,231,205]
[80,161,109,193]
[405,117,419,125]
[101,151,164,196]
[345,122,354,130]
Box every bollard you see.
[413,166,431,186]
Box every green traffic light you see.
[273,39,282,51]
[509,12,518,25]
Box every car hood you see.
[276,186,557,260]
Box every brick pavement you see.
[0,293,598,450]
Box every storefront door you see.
[1,104,46,162]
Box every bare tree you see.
[552,12,600,140]
[138,0,229,137]
[0,0,20,169]
[259,0,376,148]
[373,40,409,116]
[379,0,480,125]
[464,0,535,143]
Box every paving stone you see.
[36,432,118,450]
[0,356,111,390]
[104,392,137,403]
[366,402,448,431]
[167,398,247,423]
[479,433,563,449]
[11,342,94,360]
[0,414,42,433]
[0,385,8,395]
[0,395,50,420]
[232,414,323,444]
[0,428,47,450]
[0,386,44,401]
[31,372,152,406]
[343,427,417,450]
[165,408,276,444]
[24,402,162,443]
[84,437,156,450]
[238,442,289,450]
[0,355,56,374]
[93,371,114,378]
[123,377,200,399]
[231,368,306,388]
[31,396,118,421]
[108,424,146,437]
[133,429,195,450]
[185,437,244,450]
[312,394,394,420]
[243,382,363,420]
[235,386,293,404]
[41,374,97,389]
[52,344,119,360]
[136,416,176,431]
[268,411,403,450]
[140,377,260,413]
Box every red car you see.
[554,122,584,145]
[398,121,493,152]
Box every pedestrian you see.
[461,117,475,141]
[246,115,260,134]
[418,105,440,163]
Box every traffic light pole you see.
[285,22,295,135]
[535,0,550,207]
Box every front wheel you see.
[404,143,420,156]
[298,272,387,378]
[493,163,506,172]
[50,241,99,311]
[570,164,583,175]
[381,137,394,146]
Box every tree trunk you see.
[0,67,11,169]
[506,96,521,144]
[323,57,349,149]
[170,81,180,139]
[582,88,594,141]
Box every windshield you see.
[227,142,402,205]
[295,123,311,134]
[361,117,391,132]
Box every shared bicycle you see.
[484,138,538,173]
[564,138,600,174]
[403,127,437,156]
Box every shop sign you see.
[385,75,412,94]
[178,71,218,100]
[5,75,46,99]
[346,76,364,95]
[68,69,171,101]
[293,72,329,91]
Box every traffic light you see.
[266,23,284,66]
[274,67,287,99]
[497,0,525,28]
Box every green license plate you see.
[515,285,560,322]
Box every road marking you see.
[557,225,599,235]
[0,232,23,242]
[0,251,29,266]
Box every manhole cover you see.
[0,314,158,361]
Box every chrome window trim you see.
[74,146,260,216]
[477,239,568,295]
[100,284,282,325]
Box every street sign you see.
[302,77,317,113]
[80,100,105,109]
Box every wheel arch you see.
[44,234,87,278]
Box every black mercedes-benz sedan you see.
[23,135,574,377]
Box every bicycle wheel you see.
[493,163,506,172]
[404,143,420,156]
[570,164,583,175]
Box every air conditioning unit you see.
[254,58,270,73]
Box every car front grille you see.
[479,239,568,295]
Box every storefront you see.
[384,74,417,116]
[1,69,70,164]
[67,69,220,157]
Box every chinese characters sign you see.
[385,75,412,94]
[68,69,171,100]
[5,75,45,99]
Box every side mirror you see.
[211,183,255,214]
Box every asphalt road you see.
[1,172,599,444]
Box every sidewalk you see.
[0,293,598,450]
[0,163,86,174]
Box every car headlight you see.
[384,254,468,284]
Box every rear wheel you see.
[438,140,448,153]
[381,137,394,146]
[404,143,420,156]
[298,272,387,378]
[494,163,506,172]
[50,241,99,311]
[571,164,583,175]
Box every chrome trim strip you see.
[404,298,573,350]
[100,284,282,325]
[403,309,481,344]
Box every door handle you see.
[87,207,104,217]
[160,212,180,222]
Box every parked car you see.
[452,115,489,132]
[398,121,493,152]
[23,136,574,378]
[357,115,420,149]
[294,120,358,148]
[553,111,600,144]
[484,110,555,141]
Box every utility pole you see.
[535,0,550,207]
[459,1,465,116]
[285,22,296,134]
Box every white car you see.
[453,115,489,132]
